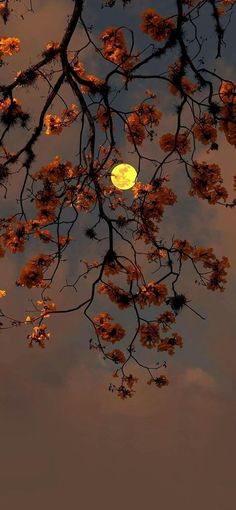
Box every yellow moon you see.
[111,163,137,190]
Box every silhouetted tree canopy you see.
[0,0,235,398]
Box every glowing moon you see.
[111,163,137,190]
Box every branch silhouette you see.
[0,0,235,398]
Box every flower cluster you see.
[35,181,60,224]
[104,260,122,277]
[125,114,145,146]
[157,311,176,332]
[159,131,191,155]
[217,0,236,15]
[168,60,197,96]
[193,113,217,146]
[1,218,54,253]
[75,185,96,212]
[219,80,236,104]
[139,322,160,349]
[73,61,85,75]
[125,263,142,284]
[205,256,230,292]
[219,80,236,147]
[133,221,157,245]
[97,281,132,309]
[147,248,167,262]
[123,374,139,389]
[73,61,105,94]
[16,254,53,288]
[33,156,77,184]
[2,221,30,253]
[0,98,11,111]
[15,68,38,87]
[0,37,20,57]
[28,324,50,348]
[80,74,105,95]
[158,332,183,356]
[32,156,94,219]
[109,374,138,399]
[137,281,168,308]
[173,239,194,260]
[107,349,126,364]
[125,103,162,145]
[0,97,29,126]
[42,41,60,58]
[116,385,136,399]
[173,239,230,291]
[36,297,56,318]
[147,375,169,388]
[100,27,137,70]
[189,161,228,204]
[44,104,79,135]
[132,180,177,228]
[97,105,114,131]
[44,114,62,135]
[140,8,176,42]
[220,103,236,147]
[93,312,125,343]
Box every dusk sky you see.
[0,1,236,508]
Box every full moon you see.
[111,163,137,190]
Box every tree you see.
[0,0,235,399]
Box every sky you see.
[0,1,236,508]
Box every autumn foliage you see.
[0,0,236,399]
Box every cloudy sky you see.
[0,1,236,508]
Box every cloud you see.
[182,367,217,391]
[1,359,236,510]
